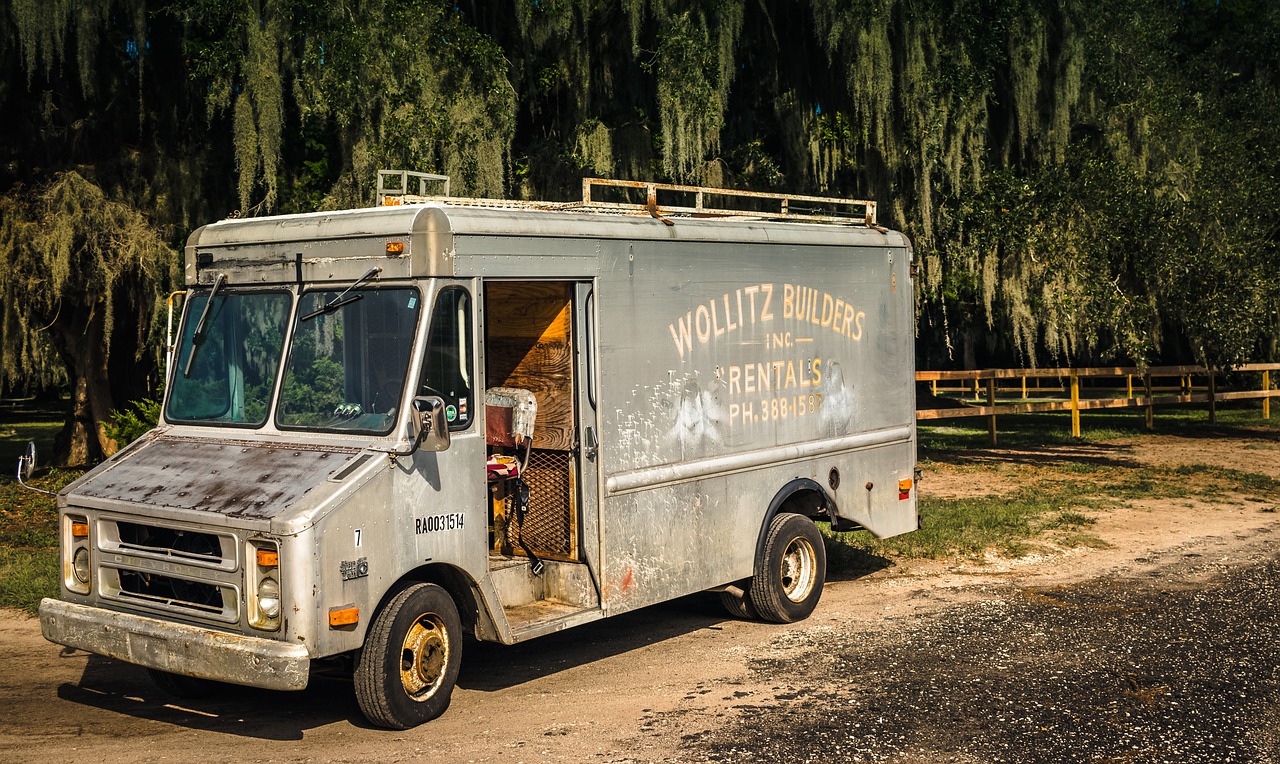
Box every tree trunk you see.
[50,296,118,467]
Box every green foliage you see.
[8,0,112,94]
[181,0,518,209]
[649,2,744,181]
[0,172,175,392]
[104,393,161,448]
[4,0,1280,406]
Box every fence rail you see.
[916,363,1280,443]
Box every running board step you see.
[489,555,599,609]
[504,600,603,642]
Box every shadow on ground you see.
[54,594,738,738]
[926,440,1141,470]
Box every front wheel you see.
[355,583,462,729]
[749,513,827,623]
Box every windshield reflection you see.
[166,290,291,426]
[277,287,421,434]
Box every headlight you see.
[248,539,281,631]
[72,548,90,584]
[257,576,281,619]
[63,514,91,594]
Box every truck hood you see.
[67,433,365,523]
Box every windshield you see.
[277,287,421,434]
[167,290,291,426]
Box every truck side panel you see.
[595,235,916,614]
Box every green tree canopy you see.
[0,172,176,464]
[2,0,1278,463]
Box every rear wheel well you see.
[754,478,834,562]
[779,488,826,518]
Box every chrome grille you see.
[116,521,223,564]
[94,514,242,624]
[117,570,225,614]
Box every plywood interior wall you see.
[484,281,575,451]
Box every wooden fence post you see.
[1208,368,1216,424]
[1070,371,1081,437]
[1126,374,1133,400]
[1266,370,1272,420]
[1152,373,1162,432]
[987,376,997,445]
[1022,376,1027,400]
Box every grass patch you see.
[824,488,1102,563]
[829,406,1280,569]
[0,399,65,468]
[0,548,59,616]
[0,406,71,613]
[919,402,1280,453]
[1167,464,1280,493]
[0,467,81,614]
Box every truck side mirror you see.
[409,396,451,452]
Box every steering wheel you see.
[419,383,447,400]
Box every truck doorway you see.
[483,281,598,576]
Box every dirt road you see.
[2,432,1278,763]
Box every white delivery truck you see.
[38,175,918,728]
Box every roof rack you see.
[377,169,450,200]
[376,171,877,226]
[583,178,876,225]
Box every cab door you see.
[572,282,602,580]
[481,281,599,581]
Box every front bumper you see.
[39,598,311,691]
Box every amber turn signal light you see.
[256,548,279,567]
[898,477,913,500]
[329,606,359,627]
[386,241,405,254]
[71,521,90,538]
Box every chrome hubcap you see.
[781,537,816,602]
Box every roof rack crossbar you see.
[375,170,877,226]
[581,178,876,225]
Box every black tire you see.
[749,513,827,623]
[354,583,462,729]
[719,583,759,620]
[147,668,220,699]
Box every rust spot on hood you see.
[71,435,364,519]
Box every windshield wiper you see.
[301,266,382,322]
[183,273,226,378]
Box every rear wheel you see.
[718,583,759,620]
[355,583,462,729]
[749,513,827,623]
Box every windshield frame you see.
[274,284,424,437]
[163,286,294,430]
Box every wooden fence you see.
[916,364,1280,443]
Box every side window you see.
[419,287,474,431]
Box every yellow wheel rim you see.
[400,613,449,700]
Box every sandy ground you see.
[1,431,1277,763]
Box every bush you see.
[104,394,162,448]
